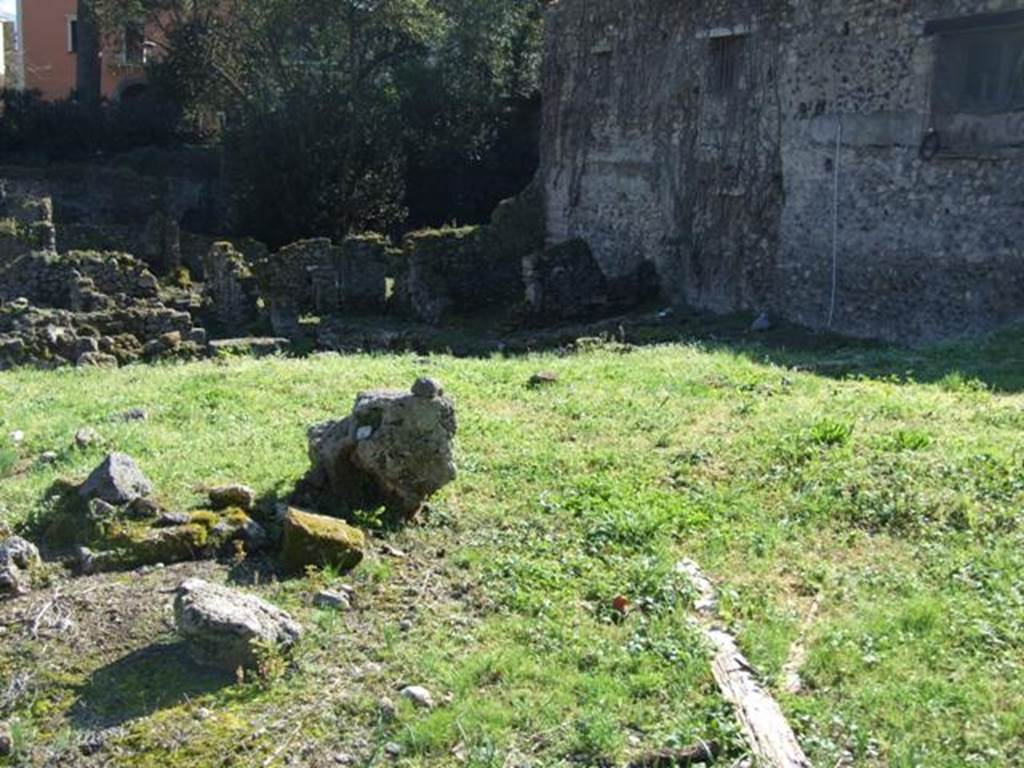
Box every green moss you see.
[223,507,252,526]
[344,232,391,247]
[169,267,192,289]
[0,217,50,249]
[101,522,210,568]
[189,510,220,529]
[402,226,480,252]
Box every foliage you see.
[0,88,183,160]
[0,444,15,479]
[92,0,545,244]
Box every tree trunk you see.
[76,0,103,108]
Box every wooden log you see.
[677,560,813,768]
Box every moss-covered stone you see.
[97,521,211,569]
[281,508,365,574]
[67,507,260,573]
[189,510,221,530]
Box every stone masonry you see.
[539,0,1024,342]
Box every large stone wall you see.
[540,0,1024,342]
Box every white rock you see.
[75,428,99,448]
[8,431,23,445]
[173,578,303,670]
[400,685,434,709]
[313,589,351,611]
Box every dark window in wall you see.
[933,23,1024,114]
[68,18,79,54]
[707,35,746,95]
[926,11,1024,152]
[123,22,145,65]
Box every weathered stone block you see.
[174,578,303,670]
[302,379,457,517]
[79,453,154,506]
[281,508,366,574]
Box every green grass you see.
[2,327,1024,766]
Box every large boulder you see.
[79,453,154,505]
[281,507,365,574]
[303,378,457,517]
[173,578,303,670]
[0,536,41,598]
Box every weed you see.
[808,418,854,447]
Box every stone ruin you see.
[0,149,676,372]
[0,193,206,369]
[202,242,261,331]
[250,235,389,336]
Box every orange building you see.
[15,0,152,101]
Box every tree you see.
[75,0,103,108]
[93,0,545,243]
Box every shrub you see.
[0,88,185,161]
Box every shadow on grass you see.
[308,303,1024,393]
[71,641,233,728]
[19,479,89,554]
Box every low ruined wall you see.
[395,186,542,324]
[0,151,225,275]
[0,249,159,309]
[540,0,1024,342]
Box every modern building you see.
[0,9,17,89]
[539,1,1024,342]
[14,0,151,101]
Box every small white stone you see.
[313,589,351,611]
[356,425,373,441]
[400,685,434,709]
[9,431,23,445]
[39,451,58,464]
[378,696,396,718]
[75,428,99,448]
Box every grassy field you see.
[1,324,1024,767]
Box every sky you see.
[0,0,13,20]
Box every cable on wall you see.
[827,115,842,330]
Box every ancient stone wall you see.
[0,154,222,275]
[0,249,159,309]
[540,0,1024,342]
[337,234,388,313]
[202,242,261,330]
[394,187,543,324]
